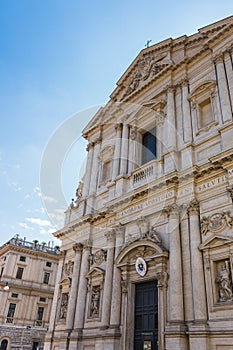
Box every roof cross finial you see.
[145,40,152,48]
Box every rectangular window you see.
[19,256,26,262]
[16,267,24,279]
[7,303,16,323]
[43,272,50,284]
[142,127,157,165]
[11,293,18,298]
[39,297,46,302]
[37,307,44,321]
[0,267,4,277]
[46,261,52,267]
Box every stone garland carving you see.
[216,260,233,302]
[201,211,233,235]
[64,260,74,277]
[89,285,101,317]
[91,249,107,265]
[59,293,69,320]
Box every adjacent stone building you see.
[45,16,233,350]
[0,236,59,350]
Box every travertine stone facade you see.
[0,237,59,350]
[45,16,233,350]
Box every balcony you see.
[131,161,158,189]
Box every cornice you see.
[0,244,59,260]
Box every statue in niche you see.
[59,293,68,319]
[216,260,233,302]
[90,286,100,317]
[64,260,74,276]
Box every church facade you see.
[44,16,233,350]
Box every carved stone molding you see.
[201,211,233,235]
[130,125,137,140]
[226,185,233,200]
[155,271,168,288]
[83,239,92,251]
[213,52,224,64]
[187,199,200,216]
[121,280,128,294]
[136,216,149,238]
[162,204,179,218]
[73,243,83,254]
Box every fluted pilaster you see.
[120,123,129,175]
[112,123,122,180]
[101,231,115,328]
[82,143,94,197]
[73,241,91,330]
[187,199,207,322]
[66,243,83,331]
[166,86,177,151]
[214,54,232,123]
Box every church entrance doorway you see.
[134,280,158,350]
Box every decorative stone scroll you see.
[201,211,233,235]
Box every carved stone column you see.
[214,54,232,123]
[182,80,192,143]
[180,207,194,322]
[89,139,101,195]
[224,50,233,109]
[73,241,91,330]
[110,225,125,327]
[48,251,66,332]
[187,199,207,322]
[82,143,94,197]
[101,231,115,328]
[166,86,177,151]
[120,123,129,175]
[66,243,83,331]
[164,205,184,322]
[112,123,122,180]
[128,125,137,174]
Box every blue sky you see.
[0,0,232,246]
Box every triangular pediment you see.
[199,234,233,250]
[86,266,105,279]
[109,16,233,102]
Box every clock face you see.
[135,257,147,276]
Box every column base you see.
[165,323,188,350]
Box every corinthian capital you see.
[73,243,83,253]
[187,199,199,216]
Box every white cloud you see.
[19,222,34,230]
[26,217,52,227]
[40,194,58,203]
[7,181,22,192]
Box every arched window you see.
[0,339,8,350]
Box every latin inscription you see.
[197,175,227,192]
[116,190,174,218]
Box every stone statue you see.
[76,180,84,199]
[90,286,100,317]
[216,260,233,301]
[59,293,68,319]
